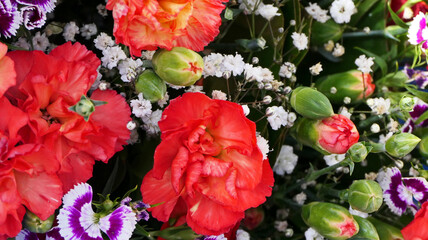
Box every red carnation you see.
[401,202,428,239]
[141,92,274,235]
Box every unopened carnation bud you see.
[290,87,334,119]
[368,217,404,240]
[22,211,55,233]
[419,136,428,158]
[348,180,383,213]
[399,96,416,112]
[69,95,105,121]
[292,114,359,154]
[301,202,359,240]
[316,70,375,104]
[135,69,167,102]
[385,133,421,158]
[350,215,380,240]
[347,142,368,163]
[152,47,204,86]
[263,95,272,104]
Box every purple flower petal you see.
[401,119,415,133]
[137,210,149,221]
[101,205,137,240]
[16,0,56,12]
[62,182,93,211]
[21,5,46,30]
[57,204,103,240]
[134,201,150,209]
[46,227,65,240]
[403,177,428,203]
[0,0,21,38]
[16,230,39,240]
[383,167,410,215]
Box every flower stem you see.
[305,158,351,182]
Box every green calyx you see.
[385,133,421,158]
[290,87,334,120]
[22,211,55,233]
[69,95,107,121]
[348,180,383,213]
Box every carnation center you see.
[41,108,59,125]
[185,125,221,156]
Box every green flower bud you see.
[419,136,428,158]
[152,47,204,86]
[350,215,379,240]
[22,211,55,233]
[347,142,369,163]
[135,70,167,102]
[368,217,404,240]
[385,133,421,158]
[69,95,107,121]
[399,96,416,112]
[301,202,359,240]
[102,199,115,211]
[316,70,375,104]
[290,87,334,119]
[348,180,383,213]
[311,19,343,46]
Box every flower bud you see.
[290,87,334,119]
[69,95,106,121]
[350,215,379,240]
[368,217,404,240]
[348,180,383,213]
[316,70,375,104]
[385,133,421,158]
[152,47,204,86]
[301,202,359,240]
[399,96,416,112]
[347,142,369,163]
[419,136,428,158]
[135,69,167,102]
[242,207,265,230]
[292,114,359,154]
[22,211,55,233]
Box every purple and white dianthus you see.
[404,65,428,89]
[377,167,428,215]
[408,12,428,51]
[57,183,137,240]
[0,0,21,38]
[16,0,56,12]
[16,227,64,240]
[402,99,428,133]
[21,5,46,30]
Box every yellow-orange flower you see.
[106,0,228,56]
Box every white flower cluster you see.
[273,145,298,175]
[203,53,245,78]
[238,0,280,21]
[142,109,162,135]
[366,97,391,115]
[305,227,324,240]
[117,58,144,82]
[266,106,296,130]
[291,32,308,51]
[355,54,375,73]
[305,2,330,23]
[279,62,296,79]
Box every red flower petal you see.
[58,152,95,192]
[14,171,63,220]
[0,43,16,98]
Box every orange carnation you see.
[106,0,228,56]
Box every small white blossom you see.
[274,145,298,175]
[14,37,30,50]
[97,4,108,17]
[141,50,156,60]
[363,26,371,33]
[274,221,288,232]
[332,43,345,57]
[329,0,356,24]
[185,85,204,93]
[379,132,394,144]
[130,93,152,118]
[94,32,115,51]
[290,19,296,26]
[349,207,369,218]
[305,2,331,23]
[256,135,270,160]
[343,96,351,104]
[101,46,127,69]
[330,87,337,94]
[222,53,245,76]
[63,21,79,42]
[238,0,258,14]
[236,229,250,240]
[366,97,391,115]
[324,40,335,52]
[203,53,224,78]
[309,62,323,76]
[32,32,49,51]
[355,54,375,73]
[80,23,97,40]
[279,62,296,78]
[211,90,227,100]
[387,119,399,132]
[403,7,414,20]
[409,166,419,177]
[293,192,307,205]
[339,106,352,119]
[256,4,280,21]
[127,121,136,130]
[291,32,308,50]
[287,112,297,125]
[98,81,108,91]
[118,58,144,82]
[142,109,162,135]
[267,106,288,130]
[324,154,346,166]
[242,105,250,116]
[157,92,169,108]
[370,123,380,133]
[305,228,324,240]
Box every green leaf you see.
[387,3,408,28]
[415,110,428,125]
[349,0,381,26]
[355,47,388,76]
[406,85,428,102]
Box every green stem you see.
[305,159,351,182]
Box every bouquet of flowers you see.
[2,0,428,239]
